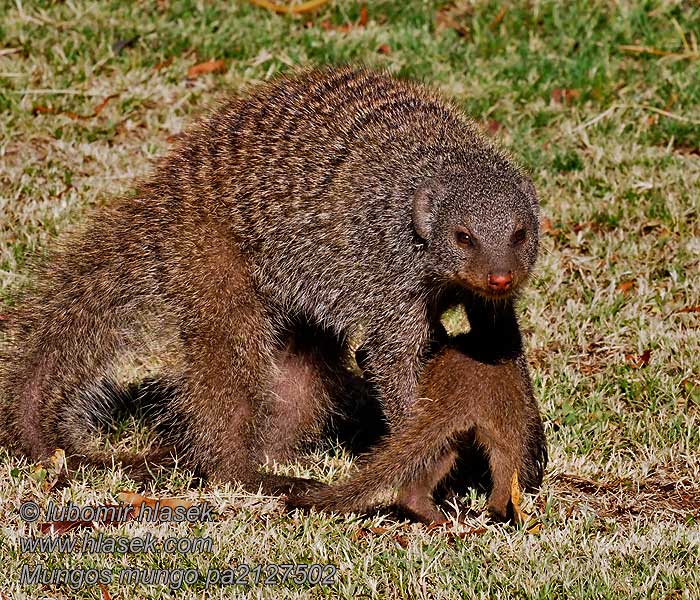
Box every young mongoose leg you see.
[395,449,458,524]
[285,341,547,523]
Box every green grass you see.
[1,0,699,598]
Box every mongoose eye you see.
[455,229,475,248]
[512,228,527,245]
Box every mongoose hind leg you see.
[260,320,356,464]
[0,206,165,463]
[167,233,280,490]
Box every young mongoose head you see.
[413,153,539,299]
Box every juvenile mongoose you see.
[285,333,547,524]
[0,66,540,491]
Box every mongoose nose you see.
[487,272,513,291]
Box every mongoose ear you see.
[519,177,539,214]
[412,183,434,241]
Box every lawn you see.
[0,1,699,598]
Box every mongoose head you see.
[413,157,539,299]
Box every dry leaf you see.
[248,0,329,15]
[484,119,501,136]
[32,95,117,121]
[435,2,472,37]
[616,280,636,294]
[394,534,409,548]
[377,43,391,54]
[677,306,700,314]
[153,57,174,71]
[449,527,487,540]
[510,471,531,526]
[48,448,67,474]
[626,349,652,368]
[551,88,580,105]
[117,491,193,520]
[489,7,507,30]
[187,59,227,78]
[99,584,112,600]
[526,521,544,534]
[540,216,559,235]
[358,5,368,27]
[40,520,95,535]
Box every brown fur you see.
[286,334,547,523]
[0,67,540,494]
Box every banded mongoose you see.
[285,334,547,523]
[0,66,540,492]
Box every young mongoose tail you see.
[0,66,539,489]
[285,334,548,524]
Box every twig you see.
[570,104,620,134]
[248,0,329,15]
[12,88,109,96]
[618,45,675,57]
[636,103,700,125]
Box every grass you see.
[1,0,699,598]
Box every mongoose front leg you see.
[360,317,430,431]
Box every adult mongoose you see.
[0,66,540,491]
[285,334,547,523]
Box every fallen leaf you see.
[676,306,700,314]
[510,471,531,526]
[484,119,502,136]
[489,6,507,30]
[377,43,391,54]
[48,448,67,475]
[153,57,174,71]
[117,491,193,520]
[99,584,112,600]
[551,88,580,105]
[572,220,592,233]
[187,59,227,78]
[435,2,472,37]
[394,534,408,548]
[248,0,329,15]
[526,521,544,534]
[40,520,95,535]
[540,216,559,235]
[625,348,652,368]
[616,280,636,295]
[673,144,700,157]
[32,95,117,121]
[358,5,368,27]
[639,220,670,235]
[449,527,487,540]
